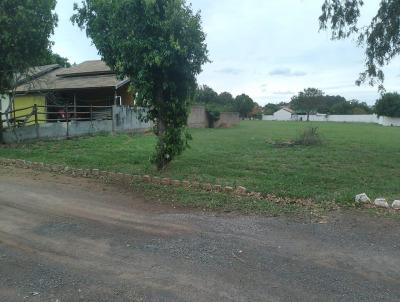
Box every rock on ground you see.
[374,198,390,209]
[355,193,371,203]
[391,200,400,210]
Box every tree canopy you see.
[375,93,400,117]
[42,50,71,68]
[72,0,209,169]
[194,85,258,118]
[0,0,58,94]
[234,94,256,118]
[319,0,400,90]
[290,88,324,121]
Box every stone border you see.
[1,157,398,211]
[0,158,256,198]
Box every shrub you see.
[206,110,220,128]
[295,127,322,146]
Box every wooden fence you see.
[1,104,112,128]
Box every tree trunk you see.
[155,86,169,170]
[307,112,310,122]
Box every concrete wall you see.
[188,106,208,128]
[187,105,240,128]
[1,105,152,144]
[379,116,400,127]
[262,113,400,127]
[262,115,275,121]
[113,106,152,132]
[215,112,240,128]
[1,95,10,128]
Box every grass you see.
[130,181,309,217]
[1,121,400,204]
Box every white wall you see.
[273,109,292,121]
[262,115,275,121]
[0,94,10,114]
[262,113,400,127]
[379,116,400,127]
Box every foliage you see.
[2,121,400,203]
[0,0,58,94]
[295,127,323,146]
[72,0,209,170]
[195,85,218,104]
[234,94,256,118]
[42,50,71,67]
[290,89,372,116]
[319,0,400,90]
[249,105,263,120]
[263,103,280,115]
[290,88,324,120]
[330,99,372,115]
[206,110,220,128]
[375,93,400,117]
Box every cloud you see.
[269,68,307,77]
[272,90,295,95]
[214,67,243,75]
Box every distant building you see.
[272,107,294,121]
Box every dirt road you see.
[0,166,399,301]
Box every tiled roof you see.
[56,60,113,77]
[16,61,129,92]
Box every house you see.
[273,107,294,121]
[9,60,132,124]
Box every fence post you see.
[66,105,70,139]
[34,104,39,139]
[90,105,93,122]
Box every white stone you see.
[374,198,390,209]
[391,200,400,210]
[355,193,370,204]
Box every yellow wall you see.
[14,95,46,125]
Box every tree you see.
[263,103,280,115]
[42,50,71,67]
[72,0,209,170]
[195,85,218,104]
[290,88,324,121]
[218,92,234,105]
[249,104,263,119]
[375,93,400,117]
[0,0,58,94]
[319,0,400,90]
[233,94,255,118]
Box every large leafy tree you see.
[375,93,400,117]
[234,94,255,118]
[72,0,209,170]
[42,50,71,68]
[290,88,324,121]
[319,0,400,90]
[0,0,58,94]
[195,85,218,104]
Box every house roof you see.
[280,107,294,113]
[15,60,129,93]
[15,64,59,85]
[56,60,113,77]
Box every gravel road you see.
[0,166,399,302]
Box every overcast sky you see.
[52,0,399,106]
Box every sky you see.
[52,0,399,106]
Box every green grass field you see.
[1,121,399,204]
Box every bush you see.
[295,127,322,146]
[206,110,220,128]
[375,93,400,117]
